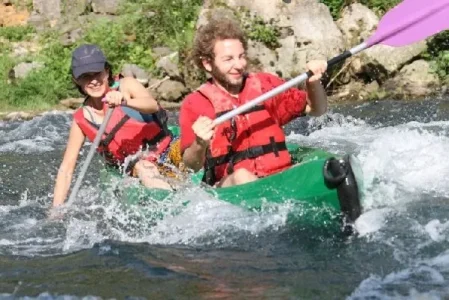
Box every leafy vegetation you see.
[425,31,449,83]
[320,0,401,19]
[0,0,447,112]
[0,25,35,41]
[0,0,203,112]
[242,15,281,50]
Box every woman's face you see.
[76,70,109,98]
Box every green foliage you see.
[320,0,401,19]
[1,0,448,111]
[427,30,449,56]
[9,0,33,11]
[82,19,155,72]
[0,0,205,111]
[0,25,35,41]
[358,0,401,15]
[0,54,16,110]
[426,31,449,81]
[119,0,202,51]
[319,0,347,19]
[430,51,449,81]
[243,16,281,50]
[0,35,77,110]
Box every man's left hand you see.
[306,60,328,83]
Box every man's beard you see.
[211,64,245,94]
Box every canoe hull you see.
[101,144,363,231]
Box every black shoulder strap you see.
[99,115,130,147]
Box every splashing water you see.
[2,101,449,298]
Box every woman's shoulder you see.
[118,76,140,87]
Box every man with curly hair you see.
[179,17,328,187]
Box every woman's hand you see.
[103,90,124,107]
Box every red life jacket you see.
[73,83,171,166]
[199,73,292,185]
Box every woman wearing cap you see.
[52,44,181,208]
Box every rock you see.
[155,80,187,102]
[152,47,174,59]
[32,0,61,21]
[121,64,150,86]
[19,111,32,120]
[59,98,84,109]
[147,76,170,91]
[91,0,122,15]
[247,40,278,74]
[156,52,180,78]
[10,40,41,57]
[11,61,44,79]
[181,59,206,91]
[27,11,46,32]
[62,0,90,16]
[336,3,427,81]
[336,3,378,47]
[4,111,20,121]
[199,0,345,78]
[383,60,440,99]
[330,80,365,102]
[276,35,304,78]
[4,111,33,121]
[60,27,83,46]
[196,7,238,30]
[330,79,380,102]
[359,42,428,83]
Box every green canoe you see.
[101,127,363,232]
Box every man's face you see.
[203,39,247,92]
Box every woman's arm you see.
[52,121,85,207]
[119,77,159,114]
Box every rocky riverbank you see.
[0,0,447,121]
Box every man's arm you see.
[304,80,327,116]
[183,138,208,172]
[180,96,215,172]
[303,60,328,117]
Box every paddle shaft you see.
[66,107,114,205]
[212,43,368,126]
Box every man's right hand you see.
[192,116,215,148]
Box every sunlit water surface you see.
[1,98,449,299]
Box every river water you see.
[1,98,449,299]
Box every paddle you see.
[66,107,114,205]
[213,0,449,126]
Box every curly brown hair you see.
[192,17,247,70]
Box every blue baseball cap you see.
[71,44,107,79]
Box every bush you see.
[0,0,204,111]
[320,0,401,19]
[0,25,35,41]
[243,15,281,50]
[0,32,77,110]
[119,0,202,51]
[359,0,401,15]
[425,31,449,82]
[319,0,346,19]
[82,19,155,72]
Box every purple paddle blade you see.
[367,0,449,47]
